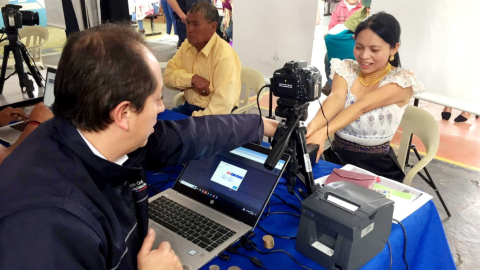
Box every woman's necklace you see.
[358,63,392,86]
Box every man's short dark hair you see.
[188,1,219,23]
[52,23,157,132]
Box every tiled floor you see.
[22,15,480,269]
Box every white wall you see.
[235,0,318,79]
[45,0,66,28]
[372,0,480,115]
[0,0,9,7]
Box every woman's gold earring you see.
[390,55,394,61]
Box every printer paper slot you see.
[327,195,359,212]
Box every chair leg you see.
[410,145,452,217]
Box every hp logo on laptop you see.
[210,200,214,205]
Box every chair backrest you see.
[234,67,267,114]
[19,26,49,62]
[397,105,440,185]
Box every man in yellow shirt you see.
[163,1,241,116]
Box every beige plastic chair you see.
[172,67,268,114]
[232,67,267,114]
[396,105,440,186]
[173,91,186,107]
[18,26,49,70]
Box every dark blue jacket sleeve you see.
[144,114,264,170]
[0,208,105,270]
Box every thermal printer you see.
[296,181,394,270]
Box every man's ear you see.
[111,101,131,132]
[212,21,218,32]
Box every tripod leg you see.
[12,47,35,98]
[296,126,317,195]
[20,44,43,87]
[0,46,11,95]
[286,133,298,194]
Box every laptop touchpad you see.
[151,226,174,249]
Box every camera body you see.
[1,4,39,34]
[270,61,321,103]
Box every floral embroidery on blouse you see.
[386,111,393,125]
[367,114,375,127]
[379,111,385,126]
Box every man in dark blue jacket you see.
[0,24,276,270]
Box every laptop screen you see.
[172,143,289,227]
[43,67,56,108]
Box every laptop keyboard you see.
[9,122,27,132]
[149,196,236,252]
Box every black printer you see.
[296,181,394,270]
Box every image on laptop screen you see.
[173,144,287,226]
[43,68,56,108]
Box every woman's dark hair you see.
[52,23,157,132]
[355,12,402,67]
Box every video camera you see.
[1,4,39,34]
[270,61,321,103]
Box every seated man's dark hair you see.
[52,23,158,132]
[188,1,219,23]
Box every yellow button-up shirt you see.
[163,33,242,116]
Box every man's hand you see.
[263,118,279,137]
[29,103,53,123]
[306,127,327,163]
[138,229,182,270]
[180,12,187,24]
[191,75,210,96]
[0,107,28,126]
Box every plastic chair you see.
[18,26,49,70]
[396,105,451,217]
[397,106,439,185]
[173,91,186,107]
[172,67,267,114]
[232,67,267,114]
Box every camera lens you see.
[21,10,39,26]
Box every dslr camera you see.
[270,61,321,103]
[1,4,39,34]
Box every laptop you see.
[0,67,56,144]
[148,142,289,270]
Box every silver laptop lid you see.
[43,67,56,108]
[172,143,289,227]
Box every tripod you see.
[265,98,318,195]
[0,31,43,98]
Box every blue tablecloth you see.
[150,110,456,270]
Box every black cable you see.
[317,99,344,164]
[256,85,271,119]
[393,218,409,270]
[252,245,313,270]
[387,240,392,270]
[226,246,268,269]
[256,224,296,240]
[261,212,300,218]
[272,193,301,213]
[293,190,303,202]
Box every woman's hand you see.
[305,120,320,139]
[306,127,327,163]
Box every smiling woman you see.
[306,12,425,182]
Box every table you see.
[150,110,456,270]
